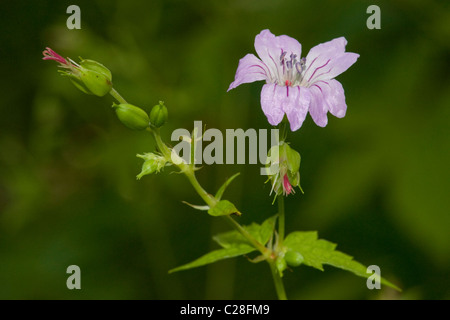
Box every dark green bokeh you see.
[0,0,449,299]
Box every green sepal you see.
[136,152,167,179]
[214,173,240,200]
[79,59,112,80]
[207,200,241,217]
[276,256,287,277]
[284,143,300,173]
[284,231,401,291]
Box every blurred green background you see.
[0,0,449,299]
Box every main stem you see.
[269,261,288,300]
[277,195,285,248]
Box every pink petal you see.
[42,47,68,65]
[283,174,293,195]
[260,83,310,131]
[260,83,286,126]
[254,29,302,78]
[320,80,347,118]
[228,54,268,91]
[284,86,311,131]
[308,84,329,127]
[304,37,359,83]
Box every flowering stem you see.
[269,260,288,300]
[111,87,285,299]
[277,194,285,248]
[110,88,128,104]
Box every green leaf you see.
[170,216,277,273]
[258,214,277,245]
[207,200,241,217]
[214,173,240,200]
[169,245,255,273]
[284,231,400,291]
[213,215,277,248]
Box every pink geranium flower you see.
[228,29,359,131]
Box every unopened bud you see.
[275,256,287,277]
[43,48,113,97]
[266,142,302,197]
[149,101,168,128]
[136,153,167,179]
[284,250,304,267]
[112,103,149,131]
[77,59,113,96]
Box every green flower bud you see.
[275,256,287,277]
[112,103,150,131]
[149,101,168,128]
[284,250,304,267]
[43,49,112,97]
[136,153,167,179]
[265,142,302,197]
[64,59,113,97]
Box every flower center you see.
[279,50,306,87]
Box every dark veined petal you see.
[284,86,311,131]
[304,37,359,84]
[308,84,329,127]
[260,83,311,131]
[260,83,286,126]
[318,79,347,118]
[228,54,268,91]
[254,29,302,80]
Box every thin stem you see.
[110,88,128,104]
[269,261,288,300]
[184,171,217,208]
[277,194,285,248]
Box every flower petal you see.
[284,86,311,131]
[227,54,268,91]
[304,37,359,84]
[319,79,347,118]
[308,84,329,127]
[260,83,285,126]
[260,83,310,131]
[254,29,302,81]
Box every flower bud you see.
[266,142,302,197]
[275,256,287,277]
[136,153,167,179]
[77,59,113,97]
[149,101,168,128]
[112,103,150,131]
[43,48,113,97]
[284,250,304,267]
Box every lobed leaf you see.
[284,231,400,291]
